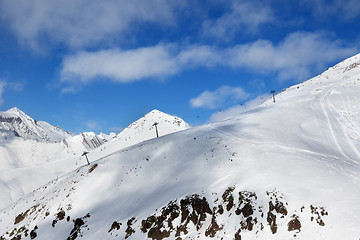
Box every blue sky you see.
[0,0,359,134]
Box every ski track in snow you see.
[207,116,360,189]
[206,121,340,163]
[328,93,360,160]
[319,81,360,163]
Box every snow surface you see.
[0,109,189,210]
[1,54,360,239]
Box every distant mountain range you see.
[0,107,74,142]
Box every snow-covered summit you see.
[4,107,23,115]
[0,107,74,142]
[316,52,360,83]
[120,109,190,135]
[330,52,360,71]
[114,109,190,147]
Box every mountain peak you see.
[330,52,360,71]
[149,109,161,113]
[0,107,73,142]
[113,109,190,148]
[6,107,22,113]
[139,109,190,129]
[4,107,27,116]
[145,109,167,116]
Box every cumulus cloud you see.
[201,1,274,39]
[190,85,250,109]
[177,45,222,67]
[210,94,270,122]
[61,45,178,84]
[227,31,358,81]
[60,31,357,88]
[0,0,180,50]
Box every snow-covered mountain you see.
[98,109,190,153]
[0,109,189,210]
[0,107,74,143]
[117,109,190,139]
[2,54,360,239]
[0,107,116,150]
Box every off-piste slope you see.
[0,129,116,210]
[0,109,189,211]
[1,54,360,240]
[0,109,113,210]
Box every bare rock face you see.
[266,190,288,234]
[125,217,136,239]
[288,215,301,232]
[67,213,90,240]
[310,205,328,226]
[140,195,212,240]
[106,187,327,239]
[0,187,328,240]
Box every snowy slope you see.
[0,110,188,210]
[1,54,360,239]
[0,137,97,209]
[0,109,114,209]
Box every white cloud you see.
[60,32,357,88]
[0,81,7,106]
[201,1,274,39]
[0,0,180,50]
[177,45,222,67]
[210,94,270,122]
[227,31,358,81]
[61,45,178,84]
[190,85,250,109]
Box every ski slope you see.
[1,54,360,239]
[0,109,189,210]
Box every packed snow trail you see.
[316,81,360,161]
[326,86,360,160]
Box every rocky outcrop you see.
[0,187,328,240]
[107,187,327,239]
